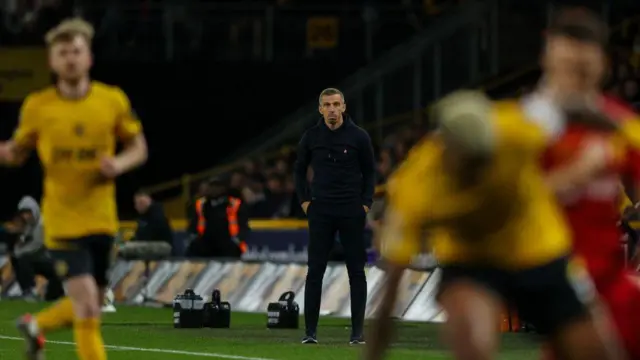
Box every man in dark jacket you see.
[294,88,376,345]
[133,192,174,249]
[186,178,250,258]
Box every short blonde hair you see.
[45,18,94,46]
[435,90,494,155]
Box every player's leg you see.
[17,298,73,360]
[597,272,640,360]
[67,272,106,360]
[48,237,106,360]
[91,235,116,310]
[15,245,89,360]
[516,256,624,360]
[438,265,504,360]
[34,256,65,302]
[67,234,117,360]
[550,302,622,360]
[540,344,556,360]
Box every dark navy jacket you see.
[294,116,376,215]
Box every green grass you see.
[0,301,539,359]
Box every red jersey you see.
[542,95,640,360]
[544,95,640,281]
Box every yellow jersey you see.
[381,100,571,269]
[12,81,142,246]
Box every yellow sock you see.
[35,297,74,333]
[74,318,106,360]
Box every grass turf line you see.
[0,301,539,360]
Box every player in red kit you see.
[535,7,640,360]
[542,79,640,360]
[544,96,640,360]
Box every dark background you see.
[0,0,638,220]
[0,59,359,215]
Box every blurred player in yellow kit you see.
[0,19,148,360]
[363,90,625,360]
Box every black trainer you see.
[301,335,318,344]
[349,336,366,345]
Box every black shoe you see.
[349,336,366,345]
[301,335,318,344]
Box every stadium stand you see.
[144,0,502,217]
[1,4,640,360]
[146,6,640,221]
[4,1,637,224]
[193,23,640,222]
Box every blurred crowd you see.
[200,121,430,220]
[1,0,639,223]
[608,21,640,110]
[0,0,74,45]
[204,16,640,221]
[0,0,461,62]
[3,0,623,57]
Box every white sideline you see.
[0,335,276,360]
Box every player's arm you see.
[112,88,147,174]
[114,131,147,172]
[0,95,39,166]
[545,116,640,195]
[545,141,611,195]
[508,106,611,194]
[0,141,30,166]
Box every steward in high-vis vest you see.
[186,178,250,258]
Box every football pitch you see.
[0,301,539,359]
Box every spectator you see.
[376,148,393,184]
[9,196,64,301]
[242,159,260,180]
[133,191,174,249]
[186,177,250,258]
[244,178,270,217]
[186,180,210,229]
[273,157,290,177]
[285,176,305,218]
[176,9,640,225]
[392,140,407,163]
[264,175,290,218]
[228,171,246,200]
[194,118,430,220]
